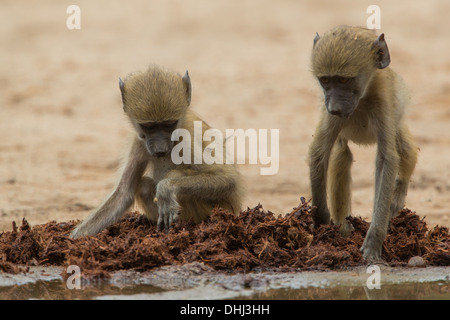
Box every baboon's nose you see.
[155,152,167,158]
[330,109,342,116]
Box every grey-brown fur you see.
[71,65,242,238]
[308,26,418,262]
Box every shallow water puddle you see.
[1,279,449,300]
[242,282,450,300]
[1,265,449,300]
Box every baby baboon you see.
[71,65,242,238]
[308,26,418,261]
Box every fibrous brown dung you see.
[0,200,449,278]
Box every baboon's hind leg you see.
[135,177,159,223]
[390,126,418,218]
[328,136,354,236]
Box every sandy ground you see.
[0,0,449,233]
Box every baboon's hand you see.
[155,179,181,231]
[360,227,384,263]
[70,225,84,239]
[70,215,97,238]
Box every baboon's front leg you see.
[71,139,149,238]
[309,115,342,227]
[361,135,399,261]
[155,178,182,231]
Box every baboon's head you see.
[120,65,192,157]
[311,25,390,118]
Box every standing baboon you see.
[308,26,418,261]
[71,65,242,238]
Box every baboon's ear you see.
[182,70,192,106]
[119,78,126,110]
[313,32,320,47]
[373,33,390,69]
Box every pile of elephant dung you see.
[1,199,449,278]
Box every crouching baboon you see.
[71,65,242,238]
[308,26,418,261]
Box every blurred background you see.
[1,0,449,231]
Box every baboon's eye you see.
[164,120,178,126]
[319,77,330,84]
[140,122,156,130]
[162,120,178,130]
[338,77,350,84]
